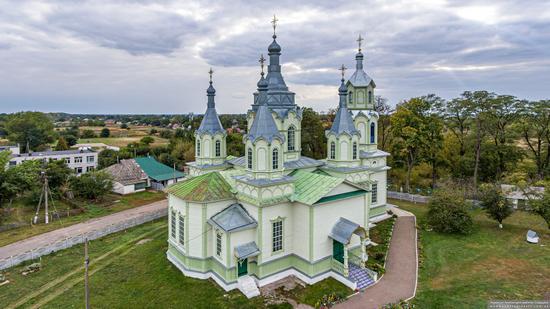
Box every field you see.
[75,125,170,148]
[77,136,169,148]
[0,219,349,309]
[0,191,166,247]
[392,199,550,308]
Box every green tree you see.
[81,129,96,139]
[140,136,155,145]
[226,133,244,157]
[45,159,73,194]
[159,129,173,139]
[0,157,40,207]
[100,127,110,138]
[374,96,394,152]
[69,171,113,200]
[5,111,55,151]
[480,184,513,228]
[525,185,550,229]
[517,100,550,179]
[301,108,326,159]
[55,136,69,151]
[427,188,473,234]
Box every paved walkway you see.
[336,207,418,309]
[0,199,167,261]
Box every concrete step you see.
[348,263,375,290]
[237,275,260,298]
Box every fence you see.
[387,191,430,204]
[0,207,167,271]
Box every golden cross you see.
[271,14,278,36]
[339,64,347,79]
[208,68,214,83]
[357,34,364,51]
[259,54,266,74]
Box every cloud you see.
[0,0,548,114]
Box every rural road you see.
[336,207,418,309]
[0,199,167,261]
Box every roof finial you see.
[259,54,266,75]
[208,67,214,84]
[357,34,364,52]
[271,14,278,37]
[339,64,347,81]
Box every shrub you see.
[480,184,513,228]
[81,129,96,139]
[69,171,112,200]
[427,189,473,234]
[100,127,110,138]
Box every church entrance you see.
[238,258,248,277]
[332,240,344,264]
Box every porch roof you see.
[329,217,364,245]
[208,203,257,233]
[234,241,260,259]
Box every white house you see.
[8,148,98,175]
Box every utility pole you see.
[84,238,90,309]
[44,176,49,224]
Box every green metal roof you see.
[165,172,234,202]
[292,170,344,205]
[134,157,185,182]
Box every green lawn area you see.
[0,191,166,247]
[390,198,550,308]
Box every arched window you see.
[272,148,279,169]
[348,91,353,104]
[368,91,372,104]
[370,122,376,143]
[287,126,295,151]
[247,148,252,169]
[215,140,221,157]
[196,140,201,156]
[330,142,336,159]
[353,142,357,160]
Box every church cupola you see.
[326,65,361,167]
[346,34,376,110]
[194,68,227,168]
[243,56,285,179]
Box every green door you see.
[237,258,248,277]
[333,240,344,264]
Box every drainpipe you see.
[344,244,349,277]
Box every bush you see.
[100,127,110,138]
[480,184,513,228]
[81,129,96,139]
[69,171,112,200]
[427,189,473,234]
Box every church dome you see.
[268,36,281,53]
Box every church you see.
[165,19,390,298]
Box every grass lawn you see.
[366,216,396,274]
[390,198,550,308]
[0,220,269,308]
[0,191,166,247]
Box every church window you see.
[272,148,279,169]
[247,148,252,169]
[287,126,295,151]
[197,140,201,156]
[178,213,185,246]
[330,142,336,159]
[216,230,222,257]
[348,91,353,104]
[272,220,283,252]
[368,90,373,104]
[353,142,357,160]
[370,123,376,143]
[215,140,221,157]
[170,209,176,239]
[371,182,378,204]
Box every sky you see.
[0,0,549,114]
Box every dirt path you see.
[0,199,167,262]
[7,224,166,309]
[336,207,418,309]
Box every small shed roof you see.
[329,217,364,244]
[134,157,185,182]
[104,159,148,185]
[234,241,260,259]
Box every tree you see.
[81,129,96,139]
[5,111,55,151]
[140,136,155,145]
[427,188,473,234]
[226,133,244,157]
[55,137,69,151]
[445,97,472,159]
[159,130,173,139]
[120,123,129,129]
[0,157,40,207]
[44,159,73,194]
[525,185,550,229]
[100,127,110,138]
[374,96,394,151]
[517,100,550,179]
[149,128,158,135]
[98,149,125,169]
[301,108,326,159]
[69,171,113,200]
[480,184,513,228]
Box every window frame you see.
[215,140,221,157]
[216,230,223,257]
[74,156,83,163]
[196,140,201,156]
[272,148,279,169]
[170,210,177,239]
[370,122,376,144]
[330,142,336,159]
[178,213,185,246]
[352,142,357,160]
[272,219,283,253]
[371,182,378,204]
[247,147,253,169]
[287,126,295,151]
